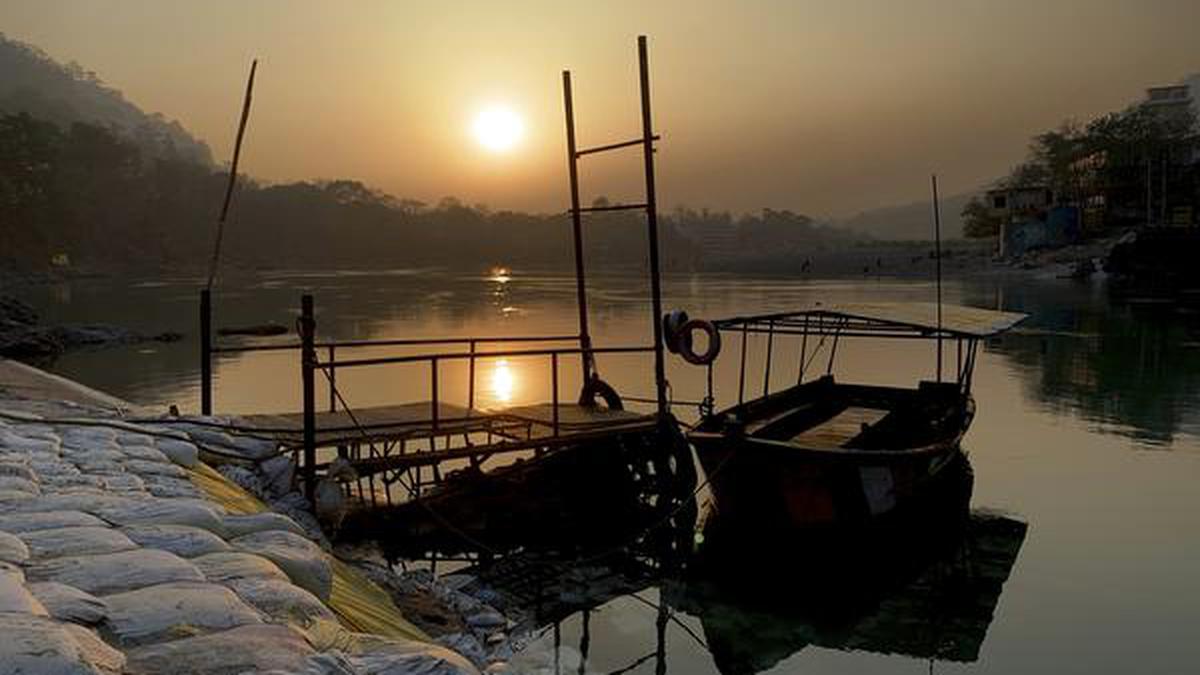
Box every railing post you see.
[551,352,560,436]
[638,35,668,418]
[200,288,212,415]
[328,345,336,412]
[562,70,594,385]
[300,294,317,501]
[430,357,439,431]
[763,319,775,397]
[467,340,476,414]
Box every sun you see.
[473,105,524,152]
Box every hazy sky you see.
[3,1,1199,217]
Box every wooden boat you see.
[687,302,1025,528]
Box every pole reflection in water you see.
[352,443,1026,673]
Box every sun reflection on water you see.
[490,358,516,405]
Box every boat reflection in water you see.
[388,451,1027,673]
[676,454,1028,673]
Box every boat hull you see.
[693,406,972,529]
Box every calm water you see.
[23,270,1200,674]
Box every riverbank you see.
[0,359,517,674]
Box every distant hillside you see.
[833,191,972,240]
[0,33,213,165]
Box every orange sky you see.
[3,0,1199,217]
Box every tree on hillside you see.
[961,197,1002,238]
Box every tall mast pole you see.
[932,173,943,382]
[562,71,594,384]
[638,35,668,417]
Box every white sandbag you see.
[0,488,37,508]
[115,443,168,463]
[20,526,138,560]
[60,446,126,463]
[154,438,200,469]
[12,492,140,515]
[99,473,146,493]
[225,575,336,624]
[222,511,306,538]
[93,498,227,536]
[71,459,127,476]
[0,529,31,563]
[0,474,40,494]
[260,455,296,496]
[102,581,263,646]
[232,529,333,602]
[28,581,109,624]
[121,524,231,558]
[0,510,107,534]
[344,633,480,675]
[0,613,126,675]
[139,474,202,499]
[0,460,38,482]
[123,458,186,479]
[0,561,49,615]
[191,551,290,584]
[41,474,107,492]
[124,623,316,675]
[27,548,204,595]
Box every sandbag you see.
[115,443,169,463]
[8,492,141,515]
[225,575,336,624]
[0,561,49,615]
[232,529,333,602]
[20,526,138,560]
[139,473,202,499]
[223,511,306,538]
[0,510,107,534]
[102,581,263,646]
[0,613,125,675]
[99,473,146,493]
[0,459,38,482]
[123,458,186,479]
[0,529,30,563]
[154,438,201,469]
[191,551,291,584]
[0,474,40,494]
[124,623,316,675]
[27,548,204,595]
[28,581,109,624]
[93,498,227,536]
[121,524,231,558]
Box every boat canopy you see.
[712,302,1027,339]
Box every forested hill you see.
[0,34,871,277]
[0,34,213,166]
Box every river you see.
[21,269,1200,674]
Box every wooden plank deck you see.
[240,401,655,446]
[788,406,888,449]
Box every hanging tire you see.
[662,310,690,354]
[578,377,624,410]
[678,319,722,365]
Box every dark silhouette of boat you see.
[686,303,1025,528]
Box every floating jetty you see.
[195,37,692,541]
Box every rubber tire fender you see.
[678,319,722,366]
[578,377,624,411]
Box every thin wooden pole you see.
[562,71,594,385]
[200,289,212,415]
[300,294,316,500]
[932,174,943,382]
[206,59,257,291]
[638,36,668,418]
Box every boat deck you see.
[788,406,889,448]
[241,401,657,446]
